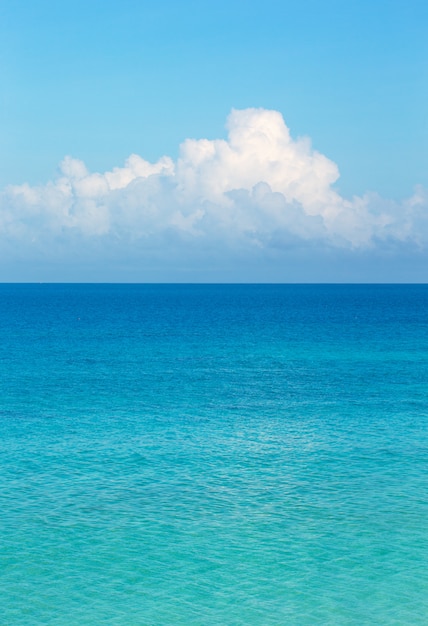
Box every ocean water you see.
[0,284,427,625]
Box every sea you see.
[0,284,427,625]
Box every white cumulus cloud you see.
[1,108,427,270]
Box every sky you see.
[0,0,427,282]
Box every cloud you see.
[0,108,427,278]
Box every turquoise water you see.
[1,284,427,624]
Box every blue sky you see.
[0,0,427,281]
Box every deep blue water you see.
[1,284,427,624]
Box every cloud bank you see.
[1,108,427,280]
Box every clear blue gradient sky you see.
[0,0,427,281]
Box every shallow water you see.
[1,284,427,624]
